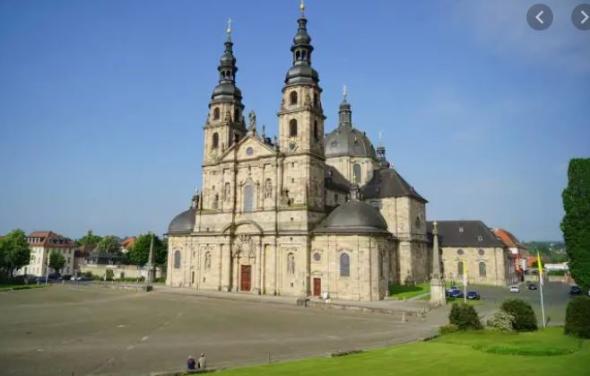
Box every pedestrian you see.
[197,353,207,370]
[187,355,196,371]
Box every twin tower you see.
[203,7,325,164]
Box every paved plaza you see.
[0,285,439,376]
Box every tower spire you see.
[226,18,232,42]
[284,0,318,86]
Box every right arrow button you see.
[572,4,590,30]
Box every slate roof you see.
[314,200,390,235]
[324,126,377,159]
[361,168,427,203]
[427,220,504,248]
[325,165,351,193]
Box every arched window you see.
[243,184,254,212]
[353,163,361,184]
[174,250,181,269]
[287,253,295,275]
[213,107,220,120]
[457,261,464,276]
[212,132,219,149]
[313,121,319,141]
[340,253,350,277]
[212,194,219,209]
[289,119,298,137]
[479,262,486,278]
[289,91,298,105]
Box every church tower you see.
[203,20,246,166]
[278,2,325,213]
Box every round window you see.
[246,147,254,156]
[457,249,464,255]
[478,249,485,256]
[313,252,321,261]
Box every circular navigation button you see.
[572,4,590,30]
[527,4,553,30]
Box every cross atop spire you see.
[226,18,232,41]
[299,0,305,17]
[342,84,348,101]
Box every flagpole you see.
[537,251,546,328]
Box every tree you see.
[97,236,121,254]
[561,158,590,290]
[127,233,167,266]
[0,229,31,277]
[49,251,66,274]
[77,230,102,248]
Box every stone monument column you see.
[430,222,446,306]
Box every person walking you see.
[197,353,207,370]
[187,355,196,371]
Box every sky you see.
[0,0,588,241]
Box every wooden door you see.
[240,265,251,291]
[313,278,321,296]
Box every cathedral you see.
[165,5,431,301]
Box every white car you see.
[509,285,520,293]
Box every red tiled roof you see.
[493,228,524,249]
[121,236,136,249]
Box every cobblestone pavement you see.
[0,285,443,376]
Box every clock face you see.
[289,141,298,151]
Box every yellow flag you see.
[537,251,543,286]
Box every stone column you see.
[430,222,446,306]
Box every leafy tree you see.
[127,233,167,266]
[0,229,31,277]
[561,158,590,290]
[97,236,121,254]
[49,251,66,274]
[77,230,102,248]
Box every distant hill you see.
[524,241,568,263]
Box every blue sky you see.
[0,0,588,241]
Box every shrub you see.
[486,310,515,332]
[501,299,538,331]
[449,303,482,330]
[565,296,590,338]
[439,324,459,335]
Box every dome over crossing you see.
[324,97,377,159]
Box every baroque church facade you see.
[166,7,431,301]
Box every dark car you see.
[570,285,583,295]
[447,288,464,299]
[466,291,480,300]
[527,283,538,290]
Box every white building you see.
[18,231,76,277]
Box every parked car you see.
[570,285,582,295]
[466,291,480,300]
[527,283,538,290]
[448,288,464,299]
[509,285,520,293]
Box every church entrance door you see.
[240,265,251,291]
[313,278,321,296]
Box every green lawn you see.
[388,282,430,300]
[213,328,588,376]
